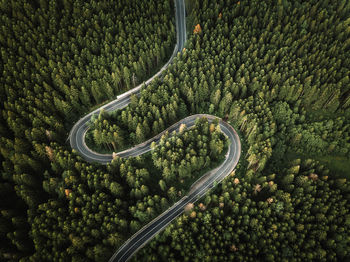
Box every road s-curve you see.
[69,1,242,262]
[69,0,186,162]
[108,114,241,262]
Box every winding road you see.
[69,0,241,261]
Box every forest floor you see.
[285,152,350,179]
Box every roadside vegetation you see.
[0,0,175,260]
[151,117,228,193]
[131,0,349,260]
[0,0,349,261]
[35,117,226,261]
[134,158,350,262]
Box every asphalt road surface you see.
[69,0,186,163]
[108,115,241,262]
[68,1,242,261]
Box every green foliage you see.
[0,0,175,260]
[134,159,350,261]
[152,117,227,187]
[1,0,350,260]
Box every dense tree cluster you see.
[151,117,227,193]
[116,0,349,260]
[87,79,188,152]
[0,0,349,261]
[133,158,350,262]
[1,102,226,261]
[0,0,175,260]
[1,0,174,124]
[90,0,349,157]
[287,115,350,156]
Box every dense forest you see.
[1,0,350,261]
[0,0,176,260]
[134,158,350,261]
[131,0,350,260]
